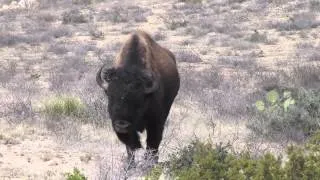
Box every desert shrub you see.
[253,71,282,91]
[62,8,92,24]
[295,43,320,62]
[152,31,166,41]
[175,50,202,63]
[289,65,320,89]
[42,95,85,117]
[65,168,87,180]
[47,42,69,55]
[50,26,73,39]
[269,12,320,31]
[0,60,17,84]
[248,88,320,142]
[89,24,104,39]
[228,0,247,3]
[80,91,110,127]
[284,132,320,179]
[101,7,128,23]
[217,56,258,72]
[178,0,202,3]
[247,30,269,43]
[0,0,15,5]
[5,96,35,124]
[162,12,188,30]
[38,0,59,8]
[71,0,92,5]
[34,12,59,22]
[157,140,285,180]
[98,6,150,23]
[151,132,320,179]
[145,164,164,180]
[179,65,223,102]
[0,33,27,47]
[309,0,320,11]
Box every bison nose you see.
[115,120,131,128]
[113,120,131,133]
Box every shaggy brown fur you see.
[96,30,180,166]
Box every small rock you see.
[40,152,53,162]
[48,161,59,166]
[80,153,92,163]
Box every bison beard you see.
[96,30,180,168]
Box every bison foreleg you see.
[145,125,164,163]
[116,131,142,168]
[125,145,136,169]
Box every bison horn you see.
[96,65,115,90]
[143,71,159,94]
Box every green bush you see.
[151,133,320,180]
[248,88,320,141]
[65,168,87,180]
[42,95,85,117]
[284,132,320,180]
[161,141,285,180]
[145,164,164,180]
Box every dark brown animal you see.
[96,30,180,166]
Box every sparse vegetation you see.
[269,12,320,31]
[295,42,320,62]
[65,168,87,180]
[35,11,58,22]
[0,0,319,178]
[247,30,269,43]
[150,132,320,179]
[248,88,320,142]
[217,56,258,72]
[290,65,320,88]
[175,50,202,63]
[98,6,150,23]
[71,0,92,5]
[62,8,92,24]
[89,24,104,39]
[42,95,85,117]
[178,0,202,3]
[152,31,166,41]
[47,42,69,54]
[50,26,73,39]
[309,0,320,12]
[162,12,188,30]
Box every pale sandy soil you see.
[0,0,319,179]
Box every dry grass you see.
[0,0,319,179]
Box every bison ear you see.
[142,71,159,94]
[96,65,116,89]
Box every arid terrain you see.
[0,0,319,179]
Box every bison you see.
[96,30,180,166]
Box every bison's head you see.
[96,65,159,133]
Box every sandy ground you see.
[0,0,319,179]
